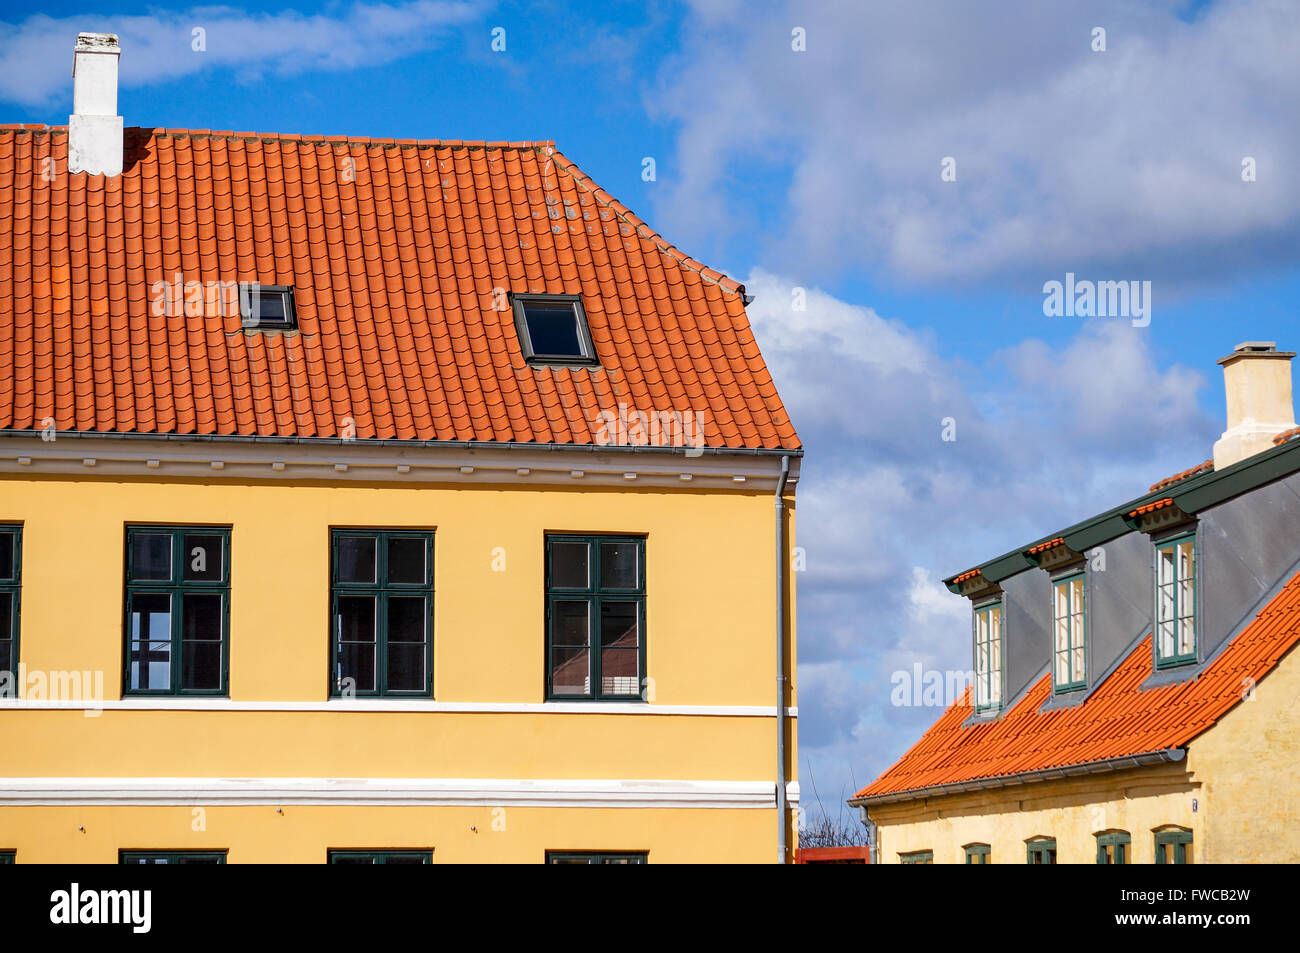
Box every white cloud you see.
[655,0,1300,286]
[749,270,1217,805]
[0,2,483,108]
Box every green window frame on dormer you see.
[1154,830,1193,864]
[973,601,1003,711]
[1155,532,1197,668]
[964,843,991,864]
[1052,572,1086,691]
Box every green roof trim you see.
[944,436,1300,593]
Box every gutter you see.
[848,748,1186,808]
[774,454,791,864]
[0,428,804,459]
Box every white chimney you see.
[1212,341,1296,470]
[69,32,123,176]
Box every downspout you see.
[775,454,791,864]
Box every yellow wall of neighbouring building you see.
[870,759,1197,864]
[1185,643,1300,863]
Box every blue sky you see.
[4,0,1299,826]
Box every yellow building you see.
[852,342,1300,864]
[0,34,801,864]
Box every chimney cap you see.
[75,32,120,52]
[1218,341,1295,365]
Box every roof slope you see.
[0,125,799,449]
[858,567,1300,800]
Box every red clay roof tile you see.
[0,126,798,449]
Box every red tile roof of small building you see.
[857,567,1300,800]
[1149,460,1213,492]
[1027,537,1065,555]
[0,125,799,449]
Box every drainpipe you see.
[775,454,791,863]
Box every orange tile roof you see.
[1027,537,1065,555]
[857,568,1300,800]
[952,569,981,584]
[1274,426,1300,446]
[1128,497,1174,518]
[0,125,799,449]
[1149,460,1213,492]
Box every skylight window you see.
[511,293,597,365]
[240,284,297,331]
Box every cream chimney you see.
[1212,342,1296,470]
[68,32,122,176]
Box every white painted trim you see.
[0,777,802,809]
[0,435,799,491]
[0,698,796,717]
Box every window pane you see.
[183,534,223,582]
[181,593,223,690]
[550,647,590,696]
[523,301,582,356]
[338,536,377,584]
[552,600,590,646]
[0,531,13,579]
[551,542,589,588]
[132,533,172,581]
[253,290,288,322]
[338,596,377,642]
[387,537,426,585]
[386,596,427,692]
[600,542,639,588]
[383,855,428,864]
[337,596,377,692]
[600,601,639,695]
[331,856,376,864]
[129,593,171,690]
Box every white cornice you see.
[0,434,800,490]
[0,777,802,809]
[0,698,797,717]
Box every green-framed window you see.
[0,525,20,684]
[124,526,230,695]
[329,850,432,864]
[330,530,434,697]
[1155,533,1197,667]
[0,850,13,864]
[546,851,647,864]
[1154,830,1193,864]
[1052,572,1086,691]
[973,601,1003,711]
[899,850,933,864]
[120,850,226,864]
[1026,838,1056,864]
[964,844,990,864]
[1096,831,1130,864]
[545,535,645,701]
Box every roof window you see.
[512,294,597,365]
[240,284,297,331]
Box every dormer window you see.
[240,284,297,331]
[512,293,598,365]
[1052,572,1086,691]
[1155,533,1196,667]
[973,601,1003,711]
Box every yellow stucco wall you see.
[0,805,774,863]
[1186,643,1300,863]
[870,760,1198,864]
[0,471,797,862]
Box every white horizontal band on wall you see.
[0,699,797,717]
[0,778,802,809]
